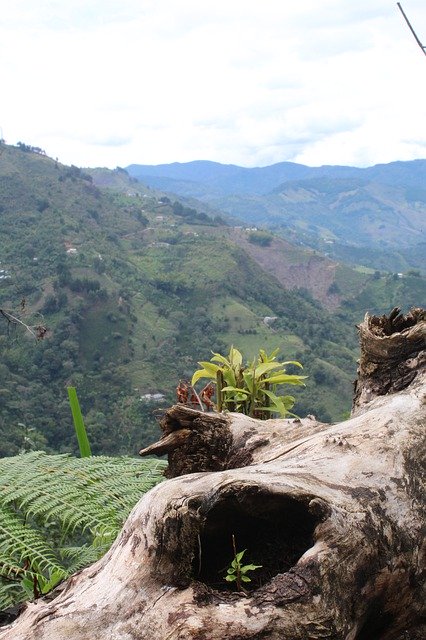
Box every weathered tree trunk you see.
[352,307,425,412]
[1,308,425,640]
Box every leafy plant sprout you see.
[191,346,306,419]
[224,534,262,593]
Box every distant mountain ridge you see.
[126,159,426,270]
[126,158,426,195]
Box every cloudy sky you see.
[1,0,426,169]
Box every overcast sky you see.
[1,1,426,169]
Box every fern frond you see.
[0,452,165,539]
[0,506,68,580]
[0,580,25,612]
[0,451,166,612]
[58,545,101,573]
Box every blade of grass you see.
[67,387,92,457]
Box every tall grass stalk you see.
[67,387,92,457]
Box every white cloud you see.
[1,0,426,168]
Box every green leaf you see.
[198,362,221,375]
[191,367,217,386]
[280,360,304,369]
[235,549,246,563]
[258,347,280,363]
[263,390,295,407]
[21,577,36,598]
[251,362,283,377]
[242,371,254,387]
[259,390,291,417]
[225,574,237,582]
[229,347,243,367]
[258,391,298,417]
[241,575,252,582]
[221,386,250,395]
[39,569,65,594]
[223,369,237,387]
[263,374,307,386]
[241,564,262,572]
[67,387,91,458]
[210,353,231,367]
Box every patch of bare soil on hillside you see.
[229,229,340,310]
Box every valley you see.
[1,142,425,459]
[127,159,426,273]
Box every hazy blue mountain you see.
[126,159,426,196]
[127,160,363,196]
[126,159,426,269]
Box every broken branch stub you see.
[353,306,425,413]
[1,308,425,640]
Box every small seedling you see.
[225,534,262,592]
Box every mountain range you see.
[127,158,426,195]
[126,159,426,272]
[1,142,425,459]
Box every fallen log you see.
[1,308,425,640]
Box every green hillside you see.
[126,160,426,272]
[1,143,425,458]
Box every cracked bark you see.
[1,308,425,640]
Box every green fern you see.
[0,451,166,612]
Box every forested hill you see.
[1,142,425,458]
[126,159,426,273]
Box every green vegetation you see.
[126,160,426,272]
[67,387,92,457]
[1,143,425,458]
[0,451,166,610]
[1,143,425,621]
[225,535,262,592]
[248,230,273,247]
[192,346,305,418]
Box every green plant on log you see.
[0,451,166,612]
[191,346,306,418]
[224,534,262,592]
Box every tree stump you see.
[1,308,425,640]
[353,307,425,412]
